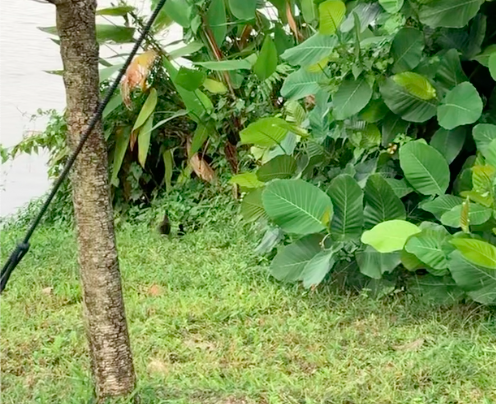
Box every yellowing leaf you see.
[393,72,436,100]
[306,57,330,73]
[451,238,496,269]
[319,0,346,35]
[229,172,264,188]
[203,78,228,94]
[120,50,157,108]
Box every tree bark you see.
[55,0,135,399]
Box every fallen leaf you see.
[147,358,168,374]
[148,284,162,296]
[41,287,53,295]
[183,337,215,351]
[393,338,425,352]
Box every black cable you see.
[0,0,167,294]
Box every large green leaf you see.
[195,59,252,71]
[473,124,496,153]
[435,49,468,93]
[332,78,372,120]
[103,93,123,119]
[97,5,135,16]
[451,239,496,269]
[262,179,333,235]
[361,220,421,253]
[253,36,278,81]
[420,195,464,220]
[405,224,453,273]
[301,0,318,23]
[393,72,436,100]
[229,172,264,188]
[270,234,323,282]
[441,203,493,228]
[301,250,336,288]
[319,0,346,35]
[164,0,192,27]
[240,188,266,222]
[363,174,406,228]
[473,45,496,67]
[138,113,154,168]
[437,82,483,130]
[240,117,289,147]
[378,0,403,13]
[175,67,206,91]
[257,155,297,182]
[132,88,158,131]
[391,28,424,74]
[385,178,414,199]
[281,34,337,67]
[399,140,450,196]
[419,0,484,29]
[356,247,401,279]
[207,0,227,46]
[228,0,256,20]
[111,127,131,186]
[380,77,437,123]
[281,69,325,100]
[40,24,136,44]
[449,250,496,305]
[327,174,364,240]
[430,127,467,164]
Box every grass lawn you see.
[1,221,496,403]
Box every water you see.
[0,0,181,217]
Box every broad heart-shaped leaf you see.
[361,220,421,253]
[253,36,278,81]
[449,250,496,305]
[281,69,326,101]
[270,234,323,282]
[391,28,424,74]
[364,174,406,228]
[356,246,401,279]
[437,82,483,130]
[257,155,297,182]
[332,78,372,120]
[281,34,338,67]
[380,77,437,123]
[240,188,266,222]
[435,49,468,94]
[393,72,436,100]
[441,203,493,228]
[451,239,496,269]
[206,0,227,47]
[473,124,496,153]
[132,88,158,131]
[240,117,289,147]
[319,0,346,35]
[228,0,256,20]
[419,0,484,29]
[163,0,192,27]
[386,178,414,199]
[138,113,154,168]
[262,179,333,235]
[175,67,206,91]
[229,172,264,188]
[301,250,336,288]
[399,140,450,196]
[405,224,453,273]
[195,59,252,71]
[430,126,467,164]
[378,0,403,13]
[420,195,464,220]
[327,174,364,241]
[490,53,496,81]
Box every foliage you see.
[236,0,496,305]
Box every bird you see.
[158,213,171,235]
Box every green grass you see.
[1,221,496,403]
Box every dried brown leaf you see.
[147,358,168,374]
[148,284,162,296]
[393,338,425,352]
[41,287,53,295]
[189,154,216,183]
[121,50,157,108]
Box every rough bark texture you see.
[55,0,135,399]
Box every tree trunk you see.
[55,0,135,399]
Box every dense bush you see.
[233,0,496,305]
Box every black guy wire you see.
[0,0,167,294]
